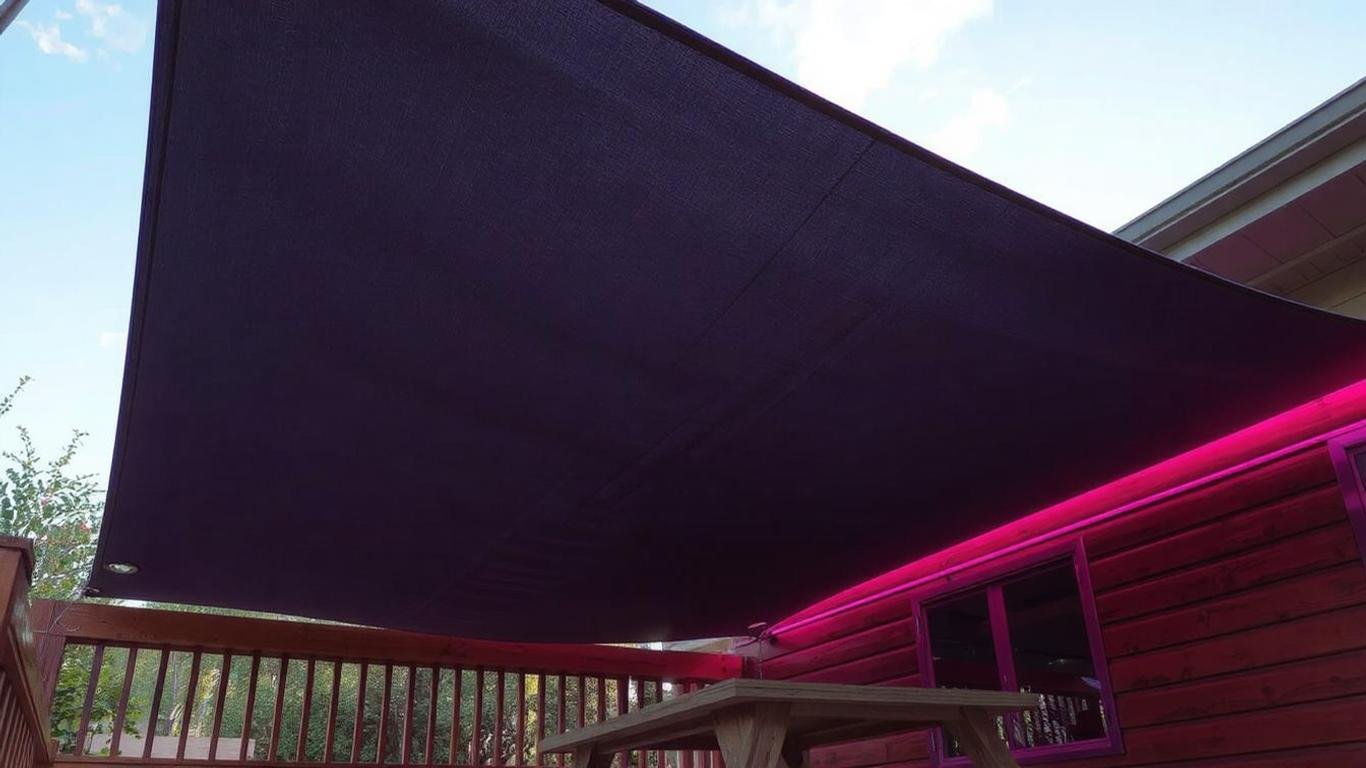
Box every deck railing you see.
[0,540,743,768]
[0,538,54,768]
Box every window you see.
[1329,424,1366,569]
[915,541,1121,764]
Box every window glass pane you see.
[926,591,1001,757]
[1003,562,1109,749]
[1353,449,1366,486]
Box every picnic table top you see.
[538,679,1042,754]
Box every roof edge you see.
[1115,77,1366,251]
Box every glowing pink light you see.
[770,377,1366,638]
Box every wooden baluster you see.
[8,701,23,768]
[3,701,15,768]
[73,643,105,757]
[0,677,12,766]
[109,647,138,757]
[494,671,506,766]
[0,691,16,768]
[325,662,342,764]
[556,675,566,767]
[576,675,586,733]
[9,699,24,768]
[298,659,317,762]
[352,663,369,764]
[177,651,203,760]
[208,654,233,760]
[143,649,170,760]
[269,656,291,762]
[0,684,11,768]
[378,664,393,765]
[535,674,546,767]
[679,688,693,768]
[633,681,644,768]
[650,681,663,768]
[8,697,23,768]
[471,670,484,767]
[658,680,667,768]
[241,654,262,761]
[616,678,628,768]
[0,700,17,768]
[425,668,439,765]
[450,669,463,767]
[516,673,526,767]
[403,665,416,765]
[0,699,15,768]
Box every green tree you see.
[0,377,103,599]
[1,377,137,751]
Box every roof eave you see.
[1115,77,1366,254]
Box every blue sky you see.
[2,0,1364,483]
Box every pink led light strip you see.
[770,377,1366,638]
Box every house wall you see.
[754,444,1366,766]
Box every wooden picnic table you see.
[539,679,1041,768]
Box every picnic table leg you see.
[572,745,613,768]
[943,709,1019,768]
[713,703,790,768]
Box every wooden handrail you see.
[32,602,740,682]
[34,600,735,768]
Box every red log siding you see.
[757,446,1366,767]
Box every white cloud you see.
[15,20,89,62]
[99,331,127,351]
[924,87,1009,162]
[76,0,147,54]
[721,0,993,110]
[55,9,73,20]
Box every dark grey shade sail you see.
[89,0,1366,641]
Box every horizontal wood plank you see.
[762,618,916,681]
[1082,448,1332,559]
[1105,562,1366,658]
[1084,742,1366,768]
[1116,648,1366,727]
[788,646,919,686]
[1089,483,1346,594]
[1110,602,1366,691]
[1095,521,1359,623]
[761,600,913,664]
[1091,693,1366,765]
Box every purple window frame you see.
[913,538,1124,765]
[1328,423,1366,568]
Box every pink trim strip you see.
[773,378,1366,638]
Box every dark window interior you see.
[922,551,1113,760]
[925,592,1003,757]
[1003,562,1109,747]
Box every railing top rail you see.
[34,601,742,681]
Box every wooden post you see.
[713,704,789,768]
[0,537,53,767]
[942,709,1019,768]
